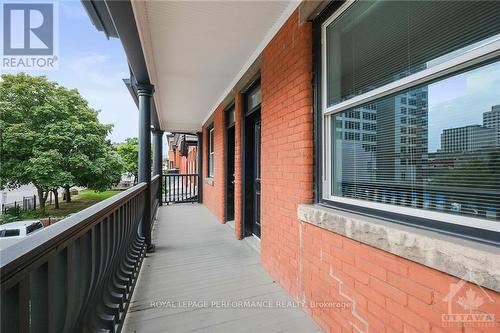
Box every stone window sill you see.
[298,204,500,292]
[204,177,214,186]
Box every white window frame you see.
[208,127,214,177]
[321,0,500,233]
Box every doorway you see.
[225,105,236,222]
[242,83,262,238]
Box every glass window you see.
[1,229,20,237]
[26,222,43,234]
[208,127,214,177]
[227,107,235,127]
[322,0,500,235]
[331,60,500,221]
[247,85,261,112]
[325,1,500,107]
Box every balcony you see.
[122,203,319,333]
[0,175,318,332]
[3,0,499,332]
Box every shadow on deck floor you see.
[122,204,320,333]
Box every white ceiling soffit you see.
[131,0,300,132]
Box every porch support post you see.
[152,128,164,206]
[137,83,154,252]
[197,131,203,203]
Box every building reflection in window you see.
[332,60,500,221]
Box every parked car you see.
[0,220,44,250]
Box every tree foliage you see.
[431,149,500,189]
[116,137,139,180]
[0,73,123,210]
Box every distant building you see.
[440,124,495,153]
[483,104,500,145]
[376,87,429,183]
[167,133,198,173]
[335,86,428,186]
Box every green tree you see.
[431,149,500,189]
[116,137,139,183]
[0,73,123,211]
[86,147,124,191]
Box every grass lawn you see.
[1,189,122,223]
[76,189,121,201]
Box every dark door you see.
[253,120,261,237]
[243,111,261,238]
[225,125,235,222]
[243,82,262,238]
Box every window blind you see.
[332,60,500,221]
[326,0,500,107]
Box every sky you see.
[1,0,138,143]
[427,60,500,152]
[2,0,498,150]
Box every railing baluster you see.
[169,175,172,203]
[1,282,19,332]
[191,175,194,199]
[18,276,30,333]
[163,174,166,203]
[76,232,92,327]
[30,263,49,333]
[83,223,101,331]
[48,250,68,333]
[161,173,198,204]
[62,242,81,332]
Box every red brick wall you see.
[199,7,500,333]
[234,94,243,239]
[202,106,225,223]
[300,223,500,333]
[260,10,314,299]
[179,154,187,174]
[187,146,198,174]
[167,137,175,169]
[174,146,181,169]
[179,146,198,174]
[258,9,500,333]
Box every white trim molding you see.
[329,196,500,234]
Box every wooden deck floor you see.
[122,204,320,333]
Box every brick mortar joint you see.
[298,204,500,293]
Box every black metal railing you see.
[0,181,157,332]
[151,174,160,214]
[162,173,198,204]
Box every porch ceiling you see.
[131,0,300,132]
